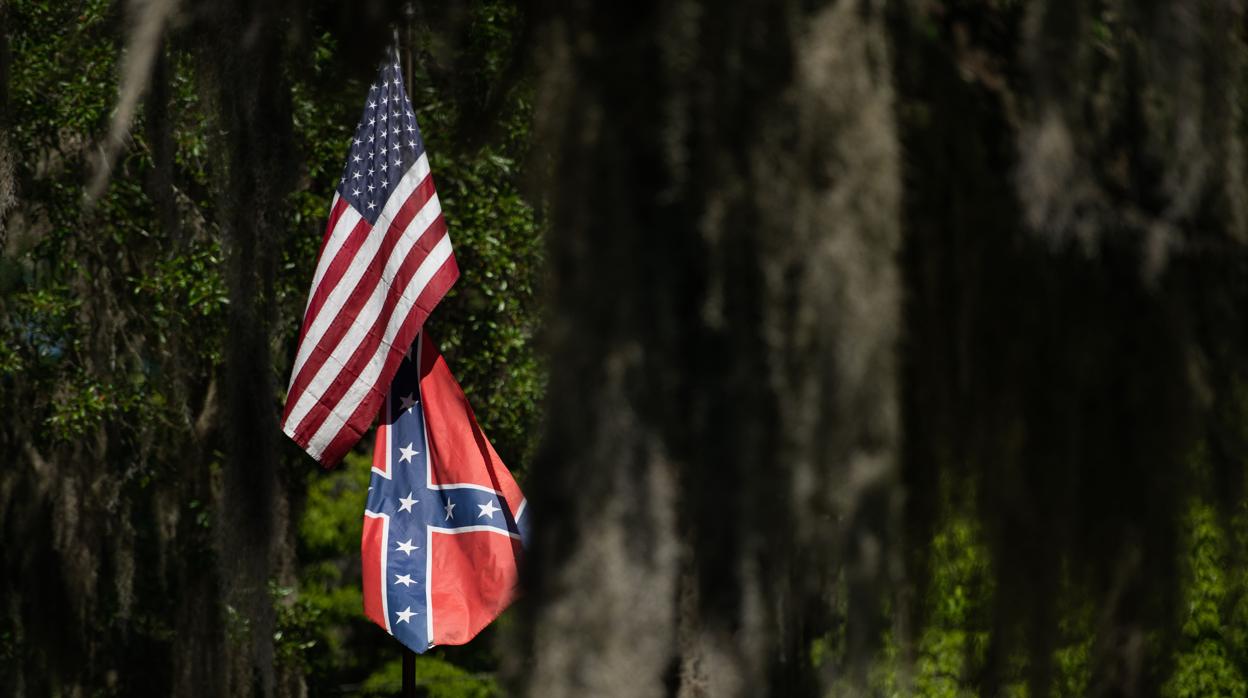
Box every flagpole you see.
[404,2,415,98]
[402,646,417,698]
[398,10,418,698]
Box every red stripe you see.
[314,254,459,465]
[284,174,438,422]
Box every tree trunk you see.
[518,1,901,695]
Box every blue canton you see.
[338,51,426,225]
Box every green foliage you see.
[911,516,992,698]
[1165,502,1248,698]
[360,656,499,697]
[1166,641,1246,698]
[855,491,1248,697]
[3,0,226,453]
[862,514,995,698]
[863,504,1095,698]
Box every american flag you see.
[282,50,458,466]
[362,331,528,652]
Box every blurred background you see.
[2,0,1247,696]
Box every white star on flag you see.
[398,442,418,464]
[477,500,500,519]
[398,492,418,513]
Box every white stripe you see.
[514,498,527,522]
[425,526,434,646]
[303,237,454,458]
[283,173,445,442]
[428,524,522,541]
[425,482,503,495]
[365,511,392,633]
[286,153,430,396]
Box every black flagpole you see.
[397,8,418,698]
[402,646,417,698]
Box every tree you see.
[516,1,900,695]
[4,0,1248,696]
[515,0,1248,695]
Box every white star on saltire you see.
[399,442,418,464]
[395,607,415,624]
[395,539,417,555]
[444,501,456,520]
[400,393,417,412]
[477,500,501,519]
[398,492,418,512]
[394,573,415,587]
